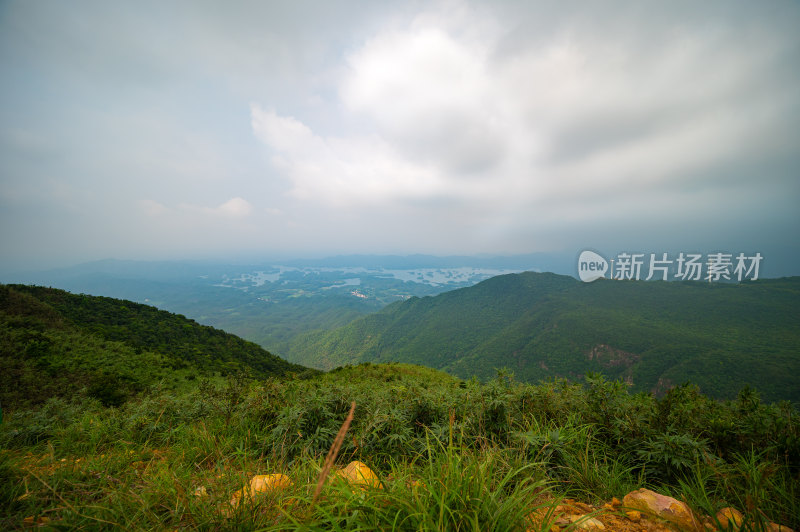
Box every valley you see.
[5,256,536,355]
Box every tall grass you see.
[1,364,797,530]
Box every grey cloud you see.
[392,110,508,175]
[1,0,798,273]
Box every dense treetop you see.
[0,284,313,409]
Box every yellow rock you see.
[626,510,642,522]
[623,488,700,531]
[250,473,292,494]
[332,460,383,489]
[715,507,743,530]
[568,515,606,530]
[229,473,292,509]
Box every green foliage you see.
[8,284,309,376]
[0,284,315,410]
[1,276,798,529]
[286,273,800,404]
[299,446,547,531]
[0,363,798,530]
[87,371,132,407]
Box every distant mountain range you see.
[284,272,800,404]
[1,256,560,354]
[5,258,798,405]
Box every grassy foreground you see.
[1,363,798,530]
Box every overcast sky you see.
[1,0,798,274]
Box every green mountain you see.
[0,284,312,409]
[285,272,800,403]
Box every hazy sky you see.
[1,1,799,273]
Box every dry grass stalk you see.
[312,401,356,504]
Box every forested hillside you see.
[0,284,312,409]
[286,273,800,403]
[1,284,798,530]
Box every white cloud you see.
[142,197,253,218]
[215,197,253,218]
[340,19,518,177]
[140,199,168,217]
[252,0,798,235]
[251,105,446,206]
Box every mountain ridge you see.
[285,272,800,403]
[0,284,313,409]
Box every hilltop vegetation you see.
[0,284,312,410]
[1,286,798,529]
[286,273,800,404]
[1,363,798,529]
